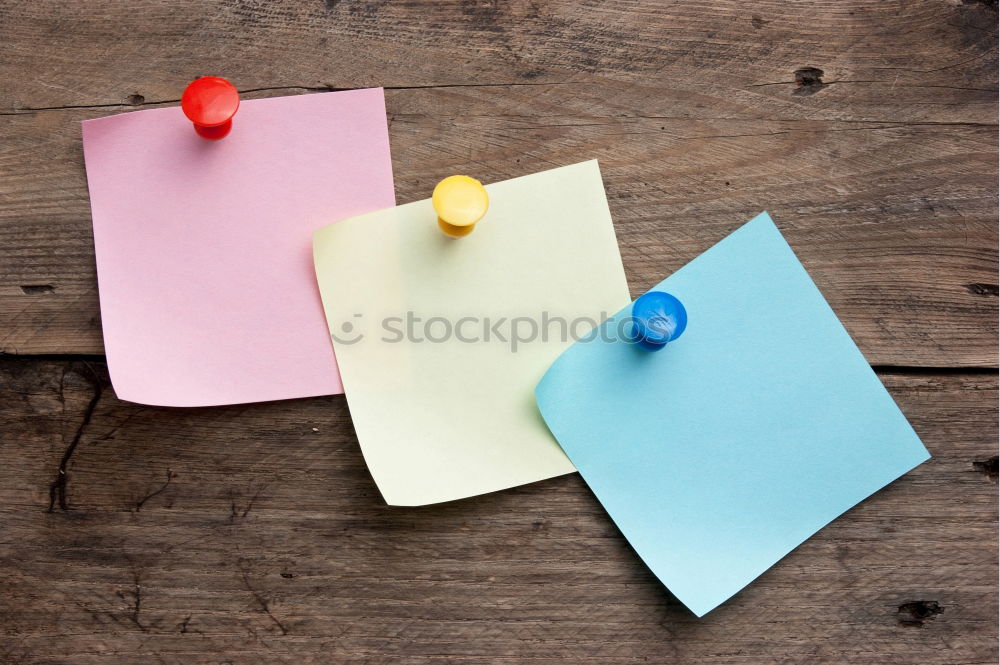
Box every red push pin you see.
[181,76,240,140]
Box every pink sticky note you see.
[82,88,395,406]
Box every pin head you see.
[432,175,489,237]
[181,77,240,140]
[629,291,687,351]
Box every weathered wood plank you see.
[0,0,997,365]
[1,88,996,365]
[0,358,995,663]
[2,0,998,118]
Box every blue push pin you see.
[628,291,687,351]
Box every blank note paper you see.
[535,213,930,617]
[82,88,395,406]
[313,161,629,505]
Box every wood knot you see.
[20,284,54,294]
[973,455,998,480]
[897,600,944,627]
[793,67,826,96]
[961,0,997,10]
[966,283,999,296]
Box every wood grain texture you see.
[0,359,996,664]
[0,1,997,663]
[0,0,997,365]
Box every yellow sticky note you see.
[313,161,629,505]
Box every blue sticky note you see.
[535,212,930,617]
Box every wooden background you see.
[1,1,997,663]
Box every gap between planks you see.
[0,354,996,375]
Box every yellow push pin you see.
[432,175,489,238]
